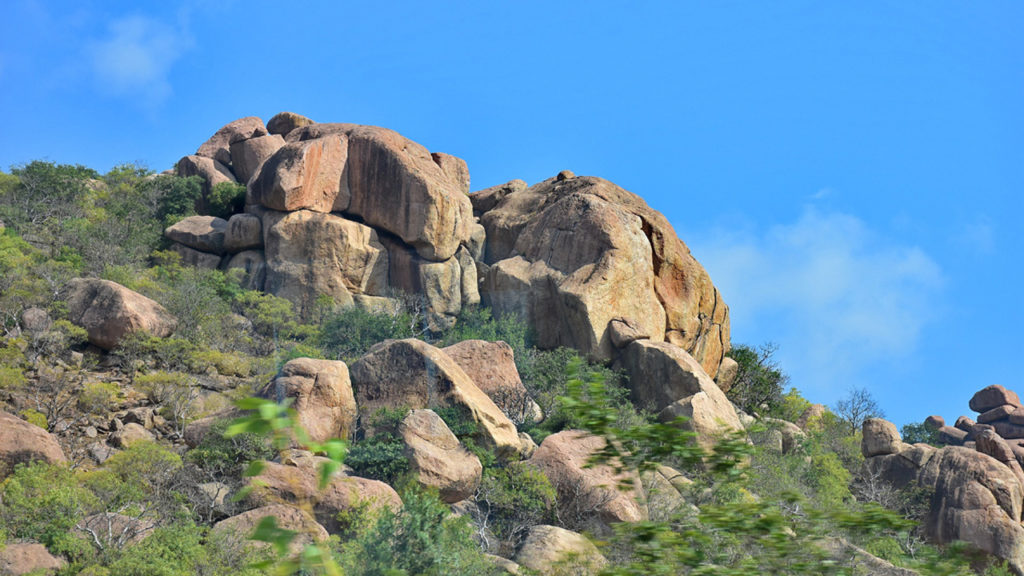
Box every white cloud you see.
[89,15,192,107]
[691,208,943,395]
[951,216,995,255]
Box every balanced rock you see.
[0,410,66,479]
[924,415,945,429]
[228,133,285,184]
[260,358,356,443]
[970,385,1021,413]
[862,418,906,457]
[513,525,607,575]
[349,339,522,457]
[65,278,177,350]
[442,339,534,423]
[978,404,1017,424]
[250,135,349,213]
[526,430,647,533]
[267,111,315,136]
[212,504,328,555]
[937,426,967,446]
[196,116,268,167]
[164,215,227,255]
[400,409,482,503]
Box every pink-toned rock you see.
[260,358,356,443]
[955,415,976,431]
[526,430,647,533]
[110,422,154,448]
[993,421,1024,440]
[165,215,228,255]
[350,339,522,457]
[620,340,722,413]
[0,542,65,575]
[442,340,533,423]
[470,179,527,215]
[924,415,945,429]
[65,278,177,350]
[267,111,315,136]
[400,409,482,503]
[197,116,268,166]
[976,429,1024,486]
[0,410,66,478]
[431,152,471,195]
[938,426,967,446]
[229,133,285,184]
[978,404,1017,424]
[382,235,463,329]
[263,210,388,316]
[250,135,349,213]
[608,317,649,349]
[1009,407,1024,426]
[970,385,1021,413]
[862,418,906,457]
[223,213,263,253]
[212,504,328,555]
[225,250,266,291]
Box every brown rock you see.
[260,358,357,443]
[955,415,976,432]
[224,213,263,253]
[174,154,237,213]
[862,418,906,457]
[456,246,480,308]
[165,215,228,255]
[349,339,522,457]
[267,111,315,136]
[659,389,745,454]
[263,210,388,316]
[715,356,739,393]
[976,429,1024,486]
[470,179,527,215]
[225,250,266,291]
[431,152,471,195]
[978,404,1018,424]
[556,170,576,181]
[924,415,945,429]
[0,410,66,478]
[970,385,1021,413]
[442,339,533,424]
[480,176,728,374]
[170,242,222,269]
[400,409,482,503]
[381,235,461,328]
[993,421,1024,440]
[110,422,155,448]
[527,430,646,532]
[229,133,285,184]
[0,542,65,575]
[65,278,177,350]
[212,504,328,555]
[197,116,268,166]
[1009,407,1024,426]
[937,426,967,446]
[619,340,727,414]
[608,317,649,349]
[250,135,349,213]
[513,525,607,574]
[20,307,51,332]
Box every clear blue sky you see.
[2,1,1021,427]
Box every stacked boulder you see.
[862,384,1024,574]
[167,113,731,377]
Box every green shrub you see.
[0,462,95,559]
[725,343,789,416]
[207,181,246,219]
[320,305,415,362]
[186,419,274,479]
[187,348,252,377]
[106,522,204,576]
[346,407,411,483]
[19,408,47,429]
[476,462,557,555]
[901,422,941,446]
[78,381,122,416]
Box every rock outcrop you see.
[0,410,66,479]
[65,278,177,350]
[260,358,357,443]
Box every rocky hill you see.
[0,113,1015,575]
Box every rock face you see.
[250,136,349,213]
[400,409,482,503]
[350,339,522,457]
[65,278,177,350]
[478,175,728,374]
[212,504,329,555]
[513,525,607,574]
[261,358,357,443]
[526,430,646,533]
[442,340,535,423]
[0,542,66,575]
[196,116,269,166]
[0,410,66,478]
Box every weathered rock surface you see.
[0,542,65,575]
[260,358,357,443]
[513,525,607,574]
[715,356,739,393]
[970,385,1021,413]
[400,409,482,503]
[224,213,263,253]
[0,410,66,479]
[607,317,649,349]
[250,135,349,213]
[442,339,534,423]
[197,116,268,166]
[526,430,646,533]
[225,250,267,291]
[263,209,388,315]
[470,179,527,215]
[350,339,521,456]
[165,215,228,255]
[65,278,177,350]
[212,504,329,555]
[431,152,470,195]
[267,111,315,137]
[229,133,285,184]
[109,422,155,448]
[862,418,907,457]
[170,242,222,269]
[479,175,728,373]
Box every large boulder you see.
[229,133,285,184]
[480,176,729,373]
[381,235,461,329]
[196,116,268,167]
[249,135,349,213]
[862,418,907,457]
[442,339,535,423]
[349,339,522,457]
[399,409,482,503]
[0,410,66,479]
[260,358,357,443]
[262,210,388,316]
[223,213,263,253]
[267,111,315,137]
[164,215,228,255]
[526,430,647,533]
[288,124,473,262]
[212,504,329,555]
[0,542,65,575]
[971,385,1022,413]
[65,278,177,350]
[513,525,607,575]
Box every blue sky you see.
[1,1,1021,427]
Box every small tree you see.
[834,387,885,435]
[725,343,789,416]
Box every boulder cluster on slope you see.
[862,384,1024,574]
[165,112,730,377]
